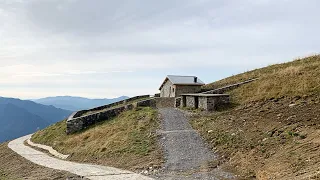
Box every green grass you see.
[202,55,320,103]
[31,107,163,170]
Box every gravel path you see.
[8,135,153,180]
[154,108,235,180]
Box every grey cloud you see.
[24,0,320,34]
[20,0,320,55]
[1,0,320,98]
[25,0,202,35]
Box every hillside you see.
[203,55,320,103]
[191,55,320,179]
[28,55,319,179]
[34,96,129,111]
[0,97,71,143]
[31,107,163,171]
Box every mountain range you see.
[0,96,128,143]
[33,96,129,111]
[0,97,72,143]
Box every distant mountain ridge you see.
[33,96,129,111]
[0,97,71,143]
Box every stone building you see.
[159,75,205,97]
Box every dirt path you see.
[8,135,153,180]
[154,108,235,180]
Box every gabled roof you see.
[159,75,205,90]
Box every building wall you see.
[160,81,202,98]
[160,80,174,97]
[174,85,202,97]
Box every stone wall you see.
[67,98,155,134]
[137,98,156,107]
[205,95,230,111]
[154,97,175,108]
[186,96,196,108]
[206,97,216,111]
[210,95,230,110]
[73,95,150,118]
[174,85,202,97]
[198,97,207,110]
[202,78,258,94]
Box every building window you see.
[172,87,175,92]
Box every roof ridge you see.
[159,75,205,90]
[167,75,197,77]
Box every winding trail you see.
[155,108,235,180]
[8,135,153,180]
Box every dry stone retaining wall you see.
[67,97,154,134]
[73,95,150,118]
[199,95,230,111]
[202,78,258,94]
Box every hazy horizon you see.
[1,0,319,99]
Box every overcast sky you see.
[0,0,319,99]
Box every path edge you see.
[27,134,69,159]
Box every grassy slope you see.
[191,55,320,179]
[31,107,163,171]
[203,55,320,103]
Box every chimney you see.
[194,77,198,83]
